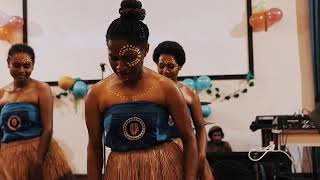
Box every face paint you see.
[21,57,32,64]
[118,44,142,67]
[159,55,179,73]
[157,54,180,80]
[107,40,146,83]
[106,83,159,102]
[8,53,34,81]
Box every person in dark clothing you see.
[207,126,232,153]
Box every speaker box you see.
[207,152,292,180]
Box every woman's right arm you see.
[85,87,103,180]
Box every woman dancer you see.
[85,0,198,180]
[0,43,73,180]
[153,40,215,180]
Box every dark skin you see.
[85,40,198,180]
[0,52,53,180]
[0,89,3,144]
[157,54,208,173]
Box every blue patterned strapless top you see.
[0,102,42,143]
[103,101,173,151]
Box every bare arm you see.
[189,90,207,167]
[0,128,2,148]
[85,87,103,180]
[165,83,198,180]
[37,83,53,164]
[0,88,4,147]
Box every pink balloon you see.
[266,8,283,28]
[7,16,24,29]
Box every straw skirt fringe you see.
[173,138,215,180]
[0,137,73,180]
[105,141,183,180]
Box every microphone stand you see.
[100,63,106,79]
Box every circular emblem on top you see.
[7,115,22,131]
[123,117,146,140]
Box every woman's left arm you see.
[0,88,4,148]
[189,90,207,166]
[36,82,53,164]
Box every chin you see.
[15,76,29,82]
[117,75,129,81]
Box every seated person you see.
[207,126,232,153]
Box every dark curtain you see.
[310,0,320,102]
[310,1,320,178]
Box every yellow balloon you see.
[58,76,75,90]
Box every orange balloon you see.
[7,29,23,44]
[0,24,22,44]
[249,8,283,32]
[249,12,267,32]
[58,76,75,90]
[0,26,12,42]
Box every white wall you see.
[0,0,250,83]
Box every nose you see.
[116,60,128,72]
[17,66,25,73]
[163,67,170,74]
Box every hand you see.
[198,153,206,172]
[29,161,43,180]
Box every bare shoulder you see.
[178,82,198,99]
[159,77,181,96]
[87,74,115,99]
[0,88,4,98]
[33,79,51,92]
[145,68,178,91]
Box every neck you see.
[123,68,144,87]
[172,77,178,82]
[169,75,178,82]
[13,78,30,89]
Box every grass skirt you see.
[105,141,183,180]
[0,137,73,180]
[173,138,215,180]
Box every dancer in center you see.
[85,0,198,180]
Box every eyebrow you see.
[12,60,32,64]
[159,62,177,65]
[109,53,118,57]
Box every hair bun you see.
[119,0,146,21]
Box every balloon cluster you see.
[249,8,283,32]
[181,75,213,117]
[182,75,212,92]
[57,76,89,99]
[249,0,283,32]
[0,10,23,44]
